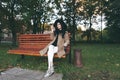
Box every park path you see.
[0,67,63,80]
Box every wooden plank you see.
[8,49,66,58]
[18,41,51,43]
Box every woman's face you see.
[57,22,62,30]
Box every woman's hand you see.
[64,43,67,47]
[50,25,55,33]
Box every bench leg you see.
[21,55,25,59]
[16,55,25,62]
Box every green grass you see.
[0,43,120,80]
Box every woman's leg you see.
[44,45,58,77]
[47,45,58,69]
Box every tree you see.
[81,28,100,41]
[0,0,52,44]
[0,0,111,43]
[105,0,120,42]
[82,0,101,41]
[58,0,82,42]
[0,0,17,45]
[0,22,2,43]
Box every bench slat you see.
[18,41,51,43]
[8,49,66,58]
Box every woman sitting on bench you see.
[39,19,70,77]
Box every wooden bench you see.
[7,34,71,62]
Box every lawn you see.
[0,43,120,80]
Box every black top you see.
[52,35,58,46]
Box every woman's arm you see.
[50,25,55,40]
[64,31,70,47]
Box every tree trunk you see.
[33,16,38,34]
[9,0,17,46]
[89,16,92,42]
[72,0,76,42]
[72,19,76,42]
[9,16,17,46]
[0,28,2,43]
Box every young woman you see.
[39,19,70,77]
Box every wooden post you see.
[74,49,83,67]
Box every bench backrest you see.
[18,34,52,50]
[18,34,70,54]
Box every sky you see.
[77,14,107,31]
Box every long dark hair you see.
[53,19,67,38]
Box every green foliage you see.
[1,0,119,43]
[105,0,120,43]
[80,28,101,41]
[102,29,110,42]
